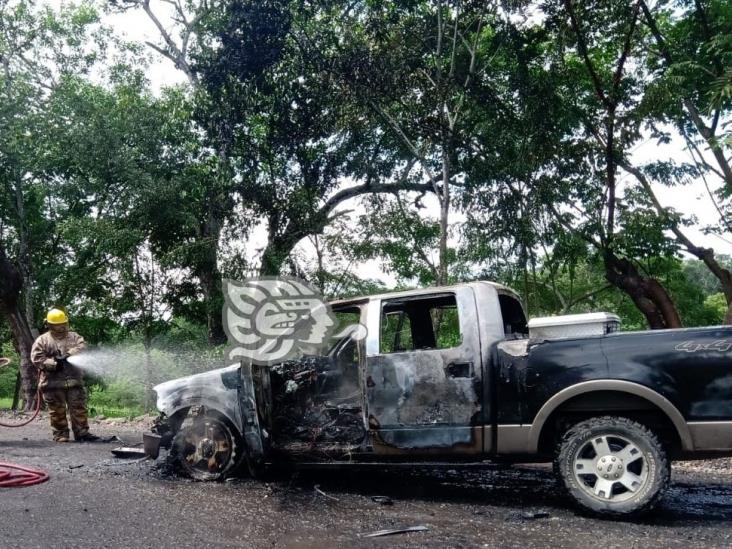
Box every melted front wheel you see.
[172,416,239,480]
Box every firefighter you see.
[30,309,99,443]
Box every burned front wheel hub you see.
[199,438,216,459]
[173,417,237,480]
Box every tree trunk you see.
[0,246,38,410]
[259,235,298,277]
[198,267,225,345]
[604,252,682,329]
[198,209,226,345]
[694,248,732,325]
[259,217,307,278]
[143,328,153,412]
[618,158,732,325]
[15,181,36,337]
[6,307,37,410]
[12,371,21,411]
[312,235,326,294]
[437,141,451,286]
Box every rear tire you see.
[554,416,669,516]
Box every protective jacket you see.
[30,331,86,389]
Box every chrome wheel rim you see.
[572,433,649,503]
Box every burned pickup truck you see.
[147,281,732,516]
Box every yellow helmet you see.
[46,308,69,325]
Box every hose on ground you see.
[0,388,50,487]
[0,462,49,487]
[0,387,42,428]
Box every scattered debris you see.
[104,455,150,467]
[360,525,428,538]
[521,510,550,520]
[371,495,394,505]
[91,435,123,444]
[143,432,162,459]
[111,447,147,458]
[68,464,84,470]
[314,484,339,502]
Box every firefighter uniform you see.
[30,310,96,442]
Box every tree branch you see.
[321,173,438,220]
[617,157,732,300]
[564,0,611,109]
[639,0,732,188]
[611,2,640,101]
[141,0,198,86]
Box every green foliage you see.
[0,339,19,399]
[704,292,728,322]
[495,252,727,331]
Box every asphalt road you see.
[2,414,732,548]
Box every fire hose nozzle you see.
[56,353,70,370]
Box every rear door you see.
[364,287,485,454]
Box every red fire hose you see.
[0,387,42,428]
[0,462,49,487]
[0,387,50,487]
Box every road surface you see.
[1,414,732,548]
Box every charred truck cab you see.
[148,281,732,516]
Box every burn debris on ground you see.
[360,525,429,538]
[371,495,394,505]
[269,356,366,451]
[111,447,147,459]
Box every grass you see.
[0,396,146,418]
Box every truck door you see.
[364,287,485,454]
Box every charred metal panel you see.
[267,354,367,451]
[367,351,479,428]
[240,361,266,459]
[495,339,531,425]
[371,426,484,455]
[366,287,483,452]
[153,364,243,434]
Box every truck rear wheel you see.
[554,416,669,516]
[171,415,243,481]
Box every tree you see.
[551,0,732,326]
[532,0,683,328]
[310,0,508,286]
[126,0,445,281]
[630,0,732,322]
[113,0,238,343]
[0,0,111,407]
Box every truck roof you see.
[329,280,519,308]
